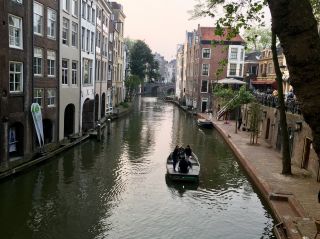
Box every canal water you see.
[0,97,276,239]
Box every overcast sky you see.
[116,0,215,61]
[116,0,271,61]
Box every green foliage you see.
[243,27,271,51]
[311,0,320,22]
[213,84,255,110]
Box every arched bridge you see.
[142,82,176,96]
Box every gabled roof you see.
[245,51,261,61]
[199,27,245,42]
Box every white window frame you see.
[91,31,94,53]
[8,15,23,49]
[202,48,211,59]
[47,50,56,77]
[33,47,43,76]
[63,0,70,12]
[33,2,43,36]
[201,64,209,76]
[62,59,69,85]
[82,1,86,19]
[34,88,43,107]
[71,22,78,47]
[229,63,237,76]
[11,0,23,4]
[72,61,78,85]
[62,18,69,45]
[47,88,56,107]
[72,0,78,17]
[9,61,23,93]
[47,8,56,39]
[83,58,92,84]
[86,29,90,51]
[81,27,85,50]
[230,48,238,60]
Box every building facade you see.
[59,0,81,140]
[0,0,33,162]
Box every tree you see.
[193,0,320,174]
[125,75,142,101]
[243,27,271,51]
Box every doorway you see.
[301,137,312,169]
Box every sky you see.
[115,0,216,61]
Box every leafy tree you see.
[193,0,320,175]
[125,75,142,101]
[243,27,271,51]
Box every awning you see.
[216,78,247,85]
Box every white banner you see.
[31,103,44,147]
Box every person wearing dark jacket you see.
[179,156,192,173]
[172,145,179,172]
[185,145,192,157]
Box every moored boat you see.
[166,152,200,182]
[197,118,213,128]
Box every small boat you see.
[197,118,213,128]
[166,153,200,182]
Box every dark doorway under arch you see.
[82,98,94,132]
[8,122,24,158]
[64,104,75,137]
[101,93,106,118]
[43,119,53,144]
[95,94,99,122]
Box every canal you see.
[0,97,276,239]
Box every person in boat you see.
[185,145,192,158]
[172,145,179,172]
[178,154,192,173]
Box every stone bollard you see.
[97,123,101,141]
[107,118,111,135]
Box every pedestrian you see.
[172,145,179,172]
[185,145,192,158]
[238,117,243,130]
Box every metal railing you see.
[253,92,301,115]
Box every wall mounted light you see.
[295,121,303,132]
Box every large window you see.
[229,63,237,76]
[63,0,70,12]
[11,0,23,4]
[81,27,85,50]
[9,62,23,93]
[8,15,23,49]
[86,29,90,51]
[34,88,43,106]
[62,18,69,45]
[47,8,56,39]
[33,2,43,35]
[92,9,95,24]
[71,22,78,47]
[91,32,94,53]
[72,0,78,17]
[230,48,238,60]
[33,47,43,76]
[201,80,208,93]
[83,58,92,84]
[47,50,56,77]
[47,89,56,107]
[62,59,68,85]
[82,1,86,19]
[201,64,209,76]
[72,61,77,85]
[202,48,211,59]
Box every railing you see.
[216,94,240,119]
[253,92,301,115]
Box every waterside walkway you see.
[198,113,320,239]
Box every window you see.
[229,63,237,76]
[62,59,68,85]
[201,80,208,93]
[8,15,23,49]
[230,48,238,60]
[47,8,56,39]
[201,64,209,76]
[92,9,95,24]
[268,63,273,74]
[81,27,85,50]
[33,47,43,75]
[72,0,78,17]
[34,88,43,106]
[97,31,101,48]
[63,0,70,12]
[240,48,244,60]
[33,2,43,35]
[86,29,90,51]
[91,32,94,53]
[9,62,23,93]
[47,89,56,107]
[72,61,77,85]
[87,5,91,21]
[62,18,69,45]
[82,1,86,19]
[83,58,92,84]
[47,50,56,77]
[239,64,243,76]
[202,48,211,59]
[71,22,78,47]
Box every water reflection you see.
[0,96,275,239]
